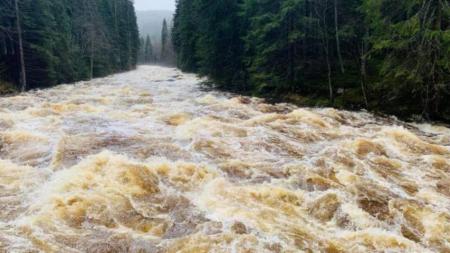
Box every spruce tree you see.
[0,0,140,90]
[363,0,450,119]
[138,37,145,63]
[144,35,154,63]
[172,0,449,120]
[172,0,200,72]
[161,19,169,63]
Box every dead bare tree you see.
[360,31,369,108]
[334,0,344,74]
[315,0,334,104]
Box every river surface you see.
[0,66,449,253]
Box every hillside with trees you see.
[172,0,450,121]
[0,0,139,91]
[136,10,173,40]
[138,18,176,66]
[136,10,176,65]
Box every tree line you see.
[0,0,139,91]
[138,18,176,66]
[172,0,450,121]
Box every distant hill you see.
[136,10,174,41]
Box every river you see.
[0,66,449,252]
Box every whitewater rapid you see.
[0,66,449,252]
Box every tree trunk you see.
[423,81,430,120]
[360,34,369,108]
[324,29,333,104]
[314,1,334,104]
[90,38,94,80]
[14,0,26,92]
[431,0,442,117]
[334,0,344,74]
[1,34,7,55]
[113,0,121,66]
[288,13,294,89]
[326,46,333,104]
[321,1,333,104]
[126,1,132,70]
[113,0,118,33]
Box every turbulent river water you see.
[0,66,449,253]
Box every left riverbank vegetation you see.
[0,0,139,92]
[172,0,450,122]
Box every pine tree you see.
[172,0,449,120]
[363,0,450,119]
[172,0,200,71]
[145,35,154,63]
[14,0,26,91]
[0,0,16,87]
[0,0,140,90]
[161,19,169,63]
[192,0,245,88]
[138,37,145,63]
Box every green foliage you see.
[161,19,169,61]
[0,0,140,90]
[195,0,245,88]
[243,0,309,92]
[137,35,155,64]
[173,0,450,121]
[172,0,201,72]
[144,36,154,63]
[172,0,246,89]
[363,0,450,119]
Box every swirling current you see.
[0,66,449,253]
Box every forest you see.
[138,18,176,66]
[1,0,449,122]
[0,0,139,92]
[1,1,450,252]
[172,0,450,121]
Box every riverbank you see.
[1,66,449,252]
[203,81,450,124]
[0,81,16,95]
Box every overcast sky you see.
[134,0,175,11]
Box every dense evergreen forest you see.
[172,0,450,121]
[0,0,139,91]
[138,18,176,66]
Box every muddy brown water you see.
[0,66,449,252]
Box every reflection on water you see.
[0,66,449,252]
